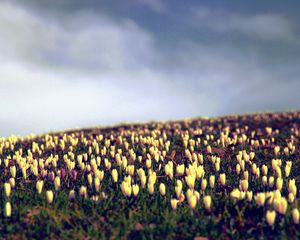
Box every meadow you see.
[0,111,300,239]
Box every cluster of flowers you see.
[0,112,299,228]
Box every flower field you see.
[1,111,300,239]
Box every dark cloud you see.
[0,0,300,137]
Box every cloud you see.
[0,60,218,137]
[0,2,159,73]
[0,2,218,136]
[0,1,299,137]
[192,8,298,43]
[137,0,166,13]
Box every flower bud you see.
[273,197,287,215]
[9,178,15,188]
[10,166,16,178]
[132,184,139,197]
[201,179,207,191]
[203,195,212,210]
[111,169,118,183]
[95,177,100,192]
[209,175,215,188]
[219,173,226,186]
[176,164,185,176]
[79,186,88,199]
[171,199,178,210]
[46,190,54,204]
[69,190,75,201]
[254,193,265,207]
[54,176,61,191]
[266,210,276,226]
[36,180,44,194]
[5,202,12,217]
[4,182,11,198]
[262,176,268,186]
[292,208,300,224]
[240,179,248,192]
[159,183,166,196]
[188,194,197,209]
[148,182,154,195]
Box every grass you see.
[0,111,300,239]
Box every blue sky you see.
[0,0,300,137]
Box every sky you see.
[0,0,300,137]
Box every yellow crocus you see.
[274,146,280,155]
[46,190,54,204]
[261,165,268,176]
[121,181,132,197]
[159,183,166,196]
[206,145,212,154]
[9,178,15,188]
[240,179,248,192]
[188,194,197,210]
[87,173,93,187]
[246,191,253,202]
[5,202,12,217]
[209,175,215,188]
[141,175,147,188]
[94,177,100,192]
[219,173,226,186]
[276,178,283,191]
[111,169,118,183]
[288,193,295,203]
[69,190,75,201]
[203,195,212,210]
[132,184,139,197]
[54,176,61,191]
[266,210,276,226]
[176,164,185,176]
[4,182,11,198]
[171,199,179,211]
[273,197,287,215]
[148,182,154,195]
[236,164,241,175]
[79,186,88,199]
[10,166,16,178]
[201,179,207,191]
[36,180,44,194]
[292,208,299,224]
[185,175,195,189]
[254,193,265,207]
[262,176,268,186]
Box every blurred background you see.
[0,0,300,137]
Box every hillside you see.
[0,111,300,239]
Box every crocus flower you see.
[4,182,11,198]
[111,169,118,183]
[69,190,75,202]
[36,180,44,194]
[132,184,139,197]
[254,193,265,207]
[46,190,54,204]
[159,183,166,196]
[5,202,12,217]
[209,175,215,189]
[171,199,179,211]
[292,208,299,224]
[219,173,226,186]
[54,176,61,191]
[273,197,287,215]
[266,210,276,226]
[203,195,212,210]
[188,194,197,210]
